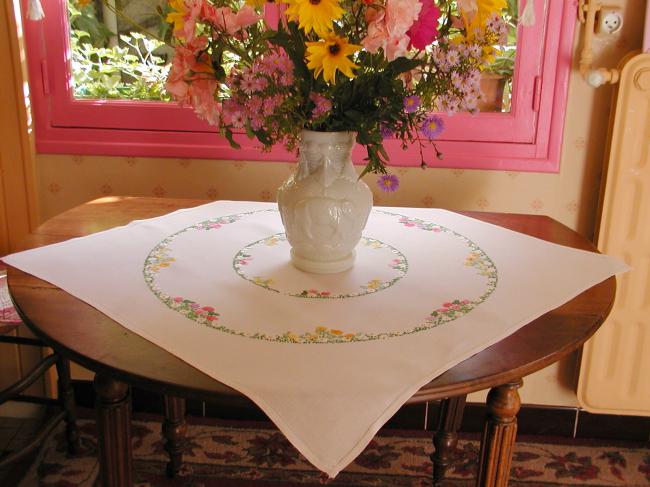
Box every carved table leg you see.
[55,357,80,454]
[431,395,467,486]
[476,379,523,487]
[94,374,133,487]
[162,395,187,478]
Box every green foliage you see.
[488,47,515,77]
[68,0,170,101]
[68,0,113,47]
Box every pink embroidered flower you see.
[407,0,441,49]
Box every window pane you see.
[67,0,172,101]
[479,0,517,113]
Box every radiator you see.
[577,52,650,416]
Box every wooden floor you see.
[0,415,45,486]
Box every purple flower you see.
[380,125,394,139]
[377,174,400,192]
[403,95,421,113]
[421,115,445,139]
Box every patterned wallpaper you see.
[34,0,646,406]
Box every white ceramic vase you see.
[277,130,373,274]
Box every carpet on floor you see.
[20,418,650,486]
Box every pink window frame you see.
[24,0,577,172]
[643,0,650,52]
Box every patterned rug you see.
[22,418,650,486]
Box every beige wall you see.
[34,0,646,406]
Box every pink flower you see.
[253,77,268,91]
[190,79,221,127]
[362,0,421,60]
[407,0,440,49]
[165,36,222,127]
[173,297,184,302]
[206,315,218,321]
[203,5,261,34]
[172,0,202,42]
[310,93,332,118]
[202,306,215,312]
[234,6,262,30]
[385,0,422,37]
[384,36,411,61]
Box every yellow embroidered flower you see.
[284,0,344,37]
[253,276,273,287]
[366,279,382,290]
[306,34,361,84]
[166,0,187,35]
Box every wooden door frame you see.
[0,0,40,256]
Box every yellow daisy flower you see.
[166,0,187,35]
[306,34,361,84]
[284,0,344,37]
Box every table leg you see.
[431,395,467,486]
[94,374,133,487]
[476,379,523,487]
[162,395,187,478]
[55,357,80,454]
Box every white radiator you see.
[577,52,650,416]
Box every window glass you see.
[67,0,517,111]
[68,0,171,101]
[481,0,517,112]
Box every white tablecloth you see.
[2,201,629,476]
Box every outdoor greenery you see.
[68,0,170,100]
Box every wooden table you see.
[6,197,617,487]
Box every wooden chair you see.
[0,271,79,469]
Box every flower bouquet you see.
[164,0,508,189]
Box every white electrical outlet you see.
[597,9,623,34]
